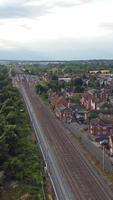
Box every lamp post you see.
[88,114,90,134]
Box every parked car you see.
[100,139,108,145]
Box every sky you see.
[0,0,113,60]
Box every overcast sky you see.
[0,0,113,60]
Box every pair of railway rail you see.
[15,75,113,200]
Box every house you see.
[49,93,68,108]
[48,92,73,121]
[109,95,113,104]
[80,89,108,110]
[89,70,110,74]
[55,104,66,120]
[70,104,88,122]
[89,70,100,74]
[108,136,113,156]
[90,117,113,136]
[58,76,72,83]
[99,102,113,118]
[49,91,80,122]
[54,104,74,122]
[100,70,110,74]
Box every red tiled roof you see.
[50,94,68,107]
[56,96,68,107]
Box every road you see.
[14,74,113,200]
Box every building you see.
[90,117,113,136]
[89,70,110,74]
[49,92,68,108]
[48,91,74,121]
[58,77,72,83]
[99,102,113,118]
[108,136,113,156]
[80,89,108,110]
[55,106,73,123]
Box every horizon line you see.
[0,58,113,62]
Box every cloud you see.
[101,22,113,31]
[0,0,112,60]
[0,1,50,19]
[0,0,94,19]
[49,0,92,8]
[20,24,31,30]
[0,38,20,49]
[52,1,77,7]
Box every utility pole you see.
[88,114,90,134]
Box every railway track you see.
[15,76,113,200]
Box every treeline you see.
[36,75,84,97]
[21,62,113,76]
[0,67,45,199]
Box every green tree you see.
[89,112,98,121]
[36,84,48,94]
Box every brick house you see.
[50,93,68,108]
[48,92,73,121]
[80,89,108,110]
[90,117,113,136]
[55,106,73,122]
[55,104,66,120]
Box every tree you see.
[74,85,84,93]
[6,111,17,124]
[88,112,98,121]
[74,78,83,87]
[36,84,47,94]
[5,125,19,156]
[47,80,59,91]
[5,157,24,180]
[71,96,81,104]
[51,74,58,81]
[0,137,8,165]
[0,66,45,199]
